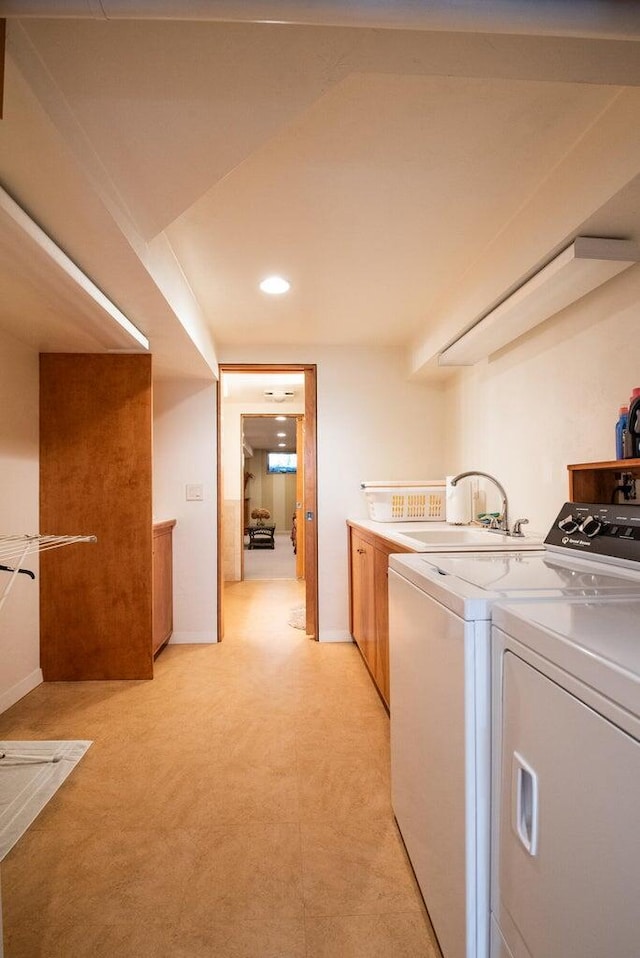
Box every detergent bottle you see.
[616,406,629,460]
[624,389,640,458]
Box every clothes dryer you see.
[490,597,640,958]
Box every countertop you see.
[347,518,544,552]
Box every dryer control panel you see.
[545,502,640,564]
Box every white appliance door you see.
[496,648,640,958]
[389,569,470,958]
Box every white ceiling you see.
[242,415,298,453]
[1,10,639,378]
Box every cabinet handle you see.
[512,751,538,856]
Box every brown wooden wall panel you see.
[40,354,153,680]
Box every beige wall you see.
[442,263,640,533]
[153,379,218,643]
[219,346,447,639]
[0,329,41,711]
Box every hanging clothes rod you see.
[0,564,35,579]
[0,534,96,614]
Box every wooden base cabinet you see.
[40,354,177,678]
[153,520,176,656]
[348,523,411,708]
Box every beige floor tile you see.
[305,913,441,958]
[301,819,423,918]
[178,823,304,924]
[171,917,306,957]
[5,917,176,958]
[294,717,373,756]
[2,826,197,931]
[161,759,301,827]
[0,579,442,958]
[296,750,393,822]
[28,748,171,831]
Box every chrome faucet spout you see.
[450,470,509,533]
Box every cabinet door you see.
[496,651,640,958]
[373,546,391,705]
[350,533,376,674]
[152,522,175,656]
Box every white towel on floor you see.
[0,740,92,859]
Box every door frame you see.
[217,363,318,640]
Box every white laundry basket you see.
[361,481,446,522]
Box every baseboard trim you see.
[169,631,217,645]
[318,629,353,643]
[0,668,43,715]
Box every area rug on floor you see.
[288,606,306,630]
[0,740,92,860]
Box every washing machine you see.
[388,501,640,958]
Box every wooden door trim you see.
[303,366,318,639]
[295,415,305,580]
[217,363,318,640]
[216,377,224,641]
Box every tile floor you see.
[0,578,442,957]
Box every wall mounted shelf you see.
[568,459,640,503]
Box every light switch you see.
[186,483,204,501]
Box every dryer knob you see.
[578,515,602,538]
[558,515,579,533]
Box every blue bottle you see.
[616,405,629,460]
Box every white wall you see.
[218,347,447,640]
[0,329,41,712]
[442,264,640,533]
[153,378,217,643]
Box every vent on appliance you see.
[264,390,295,403]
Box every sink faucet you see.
[450,471,509,534]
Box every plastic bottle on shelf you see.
[624,389,640,459]
[616,405,629,460]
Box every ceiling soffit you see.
[167,72,619,347]
[5,0,640,41]
[1,18,639,369]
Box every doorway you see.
[217,364,318,640]
[242,414,299,581]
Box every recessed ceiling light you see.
[277,432,286,437]
[278,443,286,447]
[259,275,290,295]
[275,416,287,421]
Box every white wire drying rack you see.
[0,534,97,615]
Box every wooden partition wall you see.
[40,353,153,680]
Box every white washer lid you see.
[424,551,640,595]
